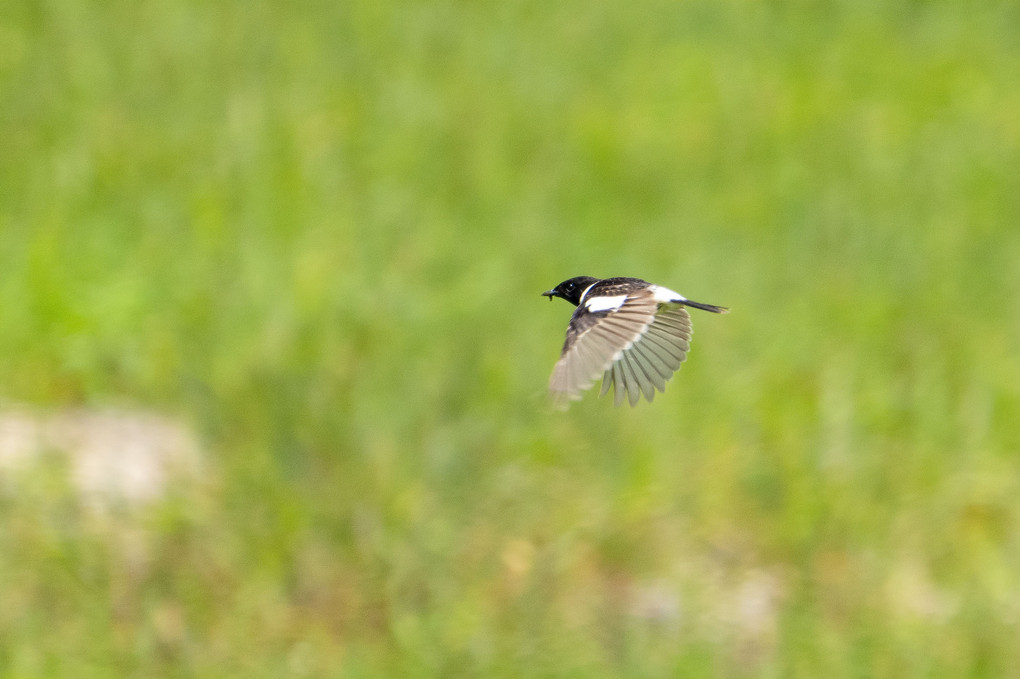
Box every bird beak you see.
[542,290,556,300]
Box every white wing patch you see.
[585,295,628,312]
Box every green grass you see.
[2,0,1020,676]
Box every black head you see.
[541,276,600,306]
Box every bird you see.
[542,276,727,407]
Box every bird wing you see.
[549,289,692,407]
[599,303,691,406]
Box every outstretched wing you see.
[548,290,661,406]
[548,289,694,408]
[598,304,691,406]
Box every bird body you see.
[542,276,727,407]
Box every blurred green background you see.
[2,0,1020,676]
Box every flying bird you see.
[542,276,727,407]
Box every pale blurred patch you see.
[629,565,786,664]
[0,406,203,511]
[885,557,958,623]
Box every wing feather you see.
[619,351,643,406]
[639,331,687,365]
[611,361,627,407]
[632,333,676,375]
[631,341,670,387]
[627,346,658,401]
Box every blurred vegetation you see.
[2,0,1020,676]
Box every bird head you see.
[542,276,600,306]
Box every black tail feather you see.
[682,299,729,313]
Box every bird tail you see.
[681,299,729,313]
